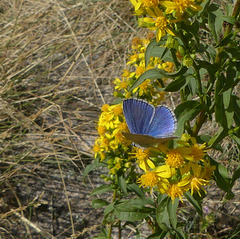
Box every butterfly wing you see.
[148,106,176,138]
[122,132,175,148]
[123,98,154,135]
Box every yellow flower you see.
[133,79,152,96]
[178,136,208,162]
[112,104,123,115]
[138,164,173,191]
[134,148,155,171]
[97,125,106,135]
[143,7,175,42]
[167,183,185,201]
[142,0,160,8]
[165,149,184,168]
[130,0,146,15]
[101,104,110,112]
[114,78,128,91]
[135,66,146,77]
[180,162,212,196]
[127,52,139,65]
[160,61,175,73]
[161,0,202,18]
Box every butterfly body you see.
[123,98,176,147]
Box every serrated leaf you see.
[90,184,114,196]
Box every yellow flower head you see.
[166,149,184,168]
[161,0,202,18]
[167,183,184,201]
[138,171,159,188]
[138,164,173,190]
[134,148,155,171]
[143,7,175,42]
[101,104,110,112]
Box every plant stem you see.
[108,189,117,239]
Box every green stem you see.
[108,189,117,239]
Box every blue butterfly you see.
[122,98,177,147]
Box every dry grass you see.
[0,0,239,238]
[0,0,139,238]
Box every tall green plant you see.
[85,0,240,238]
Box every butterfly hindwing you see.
[148,106,176,137]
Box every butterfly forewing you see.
[123,99,154,135]
[148,106,176,137]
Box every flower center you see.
[166,149,184,168]
[138,171,159,188]
[167,184,183,201]
[155,16,167,29]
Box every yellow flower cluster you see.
[130,0,203,41]
[114,35,174,105]
[93,103,130,161]
[135,134,215,201]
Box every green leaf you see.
[208,12,217,42]
[232,96,240,125]
[211,159,234,199]
[90,184,114,196]
[184,191,203,216]
[147,231,168,239]
[130,68,163,91]
[216,33,233,47]
[130,66,187,91]
[92,199,108,209]
[114,198,154,221]
[156,197,171,231]
[174,228,187,239]
[167,198,179,229]
[118,175,127,195]
[174,101,203,136]
[127,183,145,197]
[208,126,228,148]
[83,157,105,182]
[104,202,115,216]
[222,16,235,24]
[164,76,186,92]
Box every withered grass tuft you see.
[0,0,138,237]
